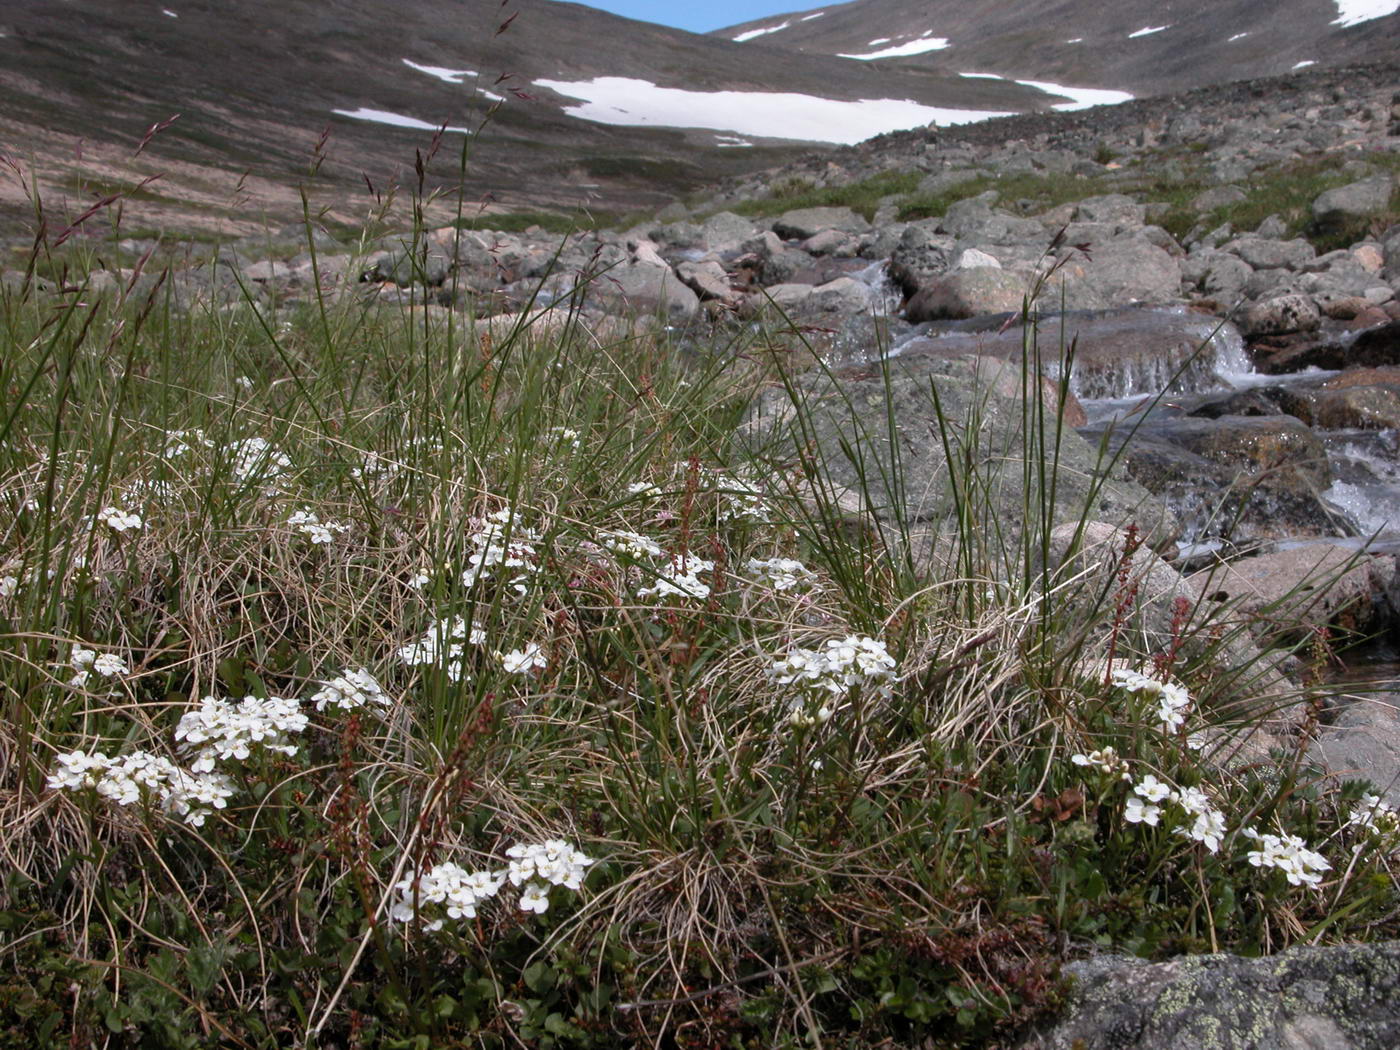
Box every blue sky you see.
[562,1,827,33]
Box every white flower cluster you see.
[498,643,547,676]
[703,467,775,524]
[350,451,401,482]
[770,635,898,726]
[310,667,391,712]
[1070,752,1330,878]
[0,574,17,600]
[598,529,664,560]
[389,864,504,931]
[46,749,235,827]
[390,839,594,930]
[625,481,663,499]
[744,556,816,592]
[97,506,143,533]
[463,507,539,593]
[1112,668,1193,732]
[637,554,714,602]
[398,616,486,681]
[162,428,214,458]
[174,695,308,773]
[228,436,292,485]
[1348,793,1400,846]
[504,840,595,912]
[1071,747,1131,777]
[67,645,130,688]
[550,426,582,452]
[1242,828,1332,887]
[287,509,350,544]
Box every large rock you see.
[1073,193,1147,227]
[1242,294,1322,336]
[1022,942,1400,1050]
[1312,175,1396,231]
[771,206,870,241]
[738,355,1176,547]
[1310,698,1400,806]
[591,261,699,321]
[888,222,956,294]
[905,268,1026,321]
[1226,236,1317,271]
[1189,544,1395,643]
[1046,239,1182,307]
[675,259,736,304]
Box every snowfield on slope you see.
[533,77,1012,144]
[1333,0,1400,26]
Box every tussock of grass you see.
[0,188,1397,1050]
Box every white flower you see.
[398,616,486,681]
[1348,793,1400,841]
[626,481,662,498]
[461,506,540,591]
[1243,827,1331,886]
[1124,796,1161,826]
[1134,774,1173,803]
[97,506,143,533]
[550,427,582,452]
[92,653,130,678]
[407,572,431,590]
[1180,809,1227,853]
[518,883,551,914]
[174,695,308,772]
[46,750,112,792]
[310,667,391,712]
[0,575,17,600]
[1174,786,1213,817]
[287,509,350,544]
[1070,747,1127,776]
[598,529,664,560]
[1113,667,1192,732]
[228,437,292,485]
[744,557,817,592]
[505,840,594,891]
[637,554,714,602]
[499,644,547,676]
[769,635,898,716]
[162,428,213,457]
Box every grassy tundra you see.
[1,193,1398,1049]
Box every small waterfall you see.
[851,260,904,317]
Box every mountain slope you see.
[717,0,1400,96]
[0,0,1069,237]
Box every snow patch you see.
[1066,37,1083,43]
[959,73,1133,111]
[402,59,478,84]
[1228,31,1249,41]
[1015,79,1134,109]
[162,8,178,16]
[1293,59,1317,68]
[332,108,470,134]
[715,135,753,148]
[839,37,951,59]
[801,11,825,20]
[733,21,790,42]
[867,37,891,45]
[533,76,1009,145]
[1333,0,1400,27]
[1128,25,1169,38]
